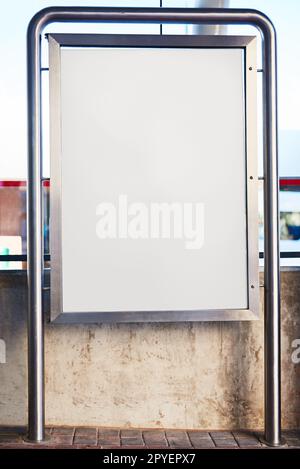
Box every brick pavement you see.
[0,427,299,449]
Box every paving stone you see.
[51,427,74,436]
[190,439,215,449]
[166,430,187,438]
[0,445,26,449]
[100,445,124,449]
[233,430,255,439]
[284,430,300,438]
[75,427,97,437]
[0,434,22,443]
[254,432,266,444]
[121,445,146,449]
[166,432,192,448]
[188,431,211,440]
[121,437,144,446]
[49,434,74,445]
[213,438,239,448]
[236,438,261,448]
[0,426,26,435]
[98,437,121,446]
[44,444,74,449]
[120,429,144,446]
[285,437,300,447]
[143,431,168,447]
[74,435,97,446]
[167,438,192,448]
[188,433,215,449]
[98,429,120,444]
[210,431,233,439]
[98,429,119,437]
[283,430,300,448]
[145,445,171,449]
[98,430,120,446]
[121,429,143,439]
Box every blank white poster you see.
[55,46,248,314]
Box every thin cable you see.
[160,0,162,35]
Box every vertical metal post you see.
[27,19,44,442]
[261,22,282,447]
[26,7,281,445]
[191,0,229,34]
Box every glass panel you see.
[258,182,300,267]
[280,186,300,267]
[0,181,50,269]
[0,181,26,269]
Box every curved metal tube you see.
[27,7,280,445]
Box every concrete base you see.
[0,270,299,429]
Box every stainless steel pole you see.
[27,19,44,442]
[261,19,281,447]
[27,7,281,445]
[191,0,230,34]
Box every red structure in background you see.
[0,180,50,187]
[0,178,299,190]
[0,178,299,262]
[279,178,300,191]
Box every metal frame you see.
[48,33,258,324]
[26,7,281,446]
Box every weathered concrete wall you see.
[0,270,299,429]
